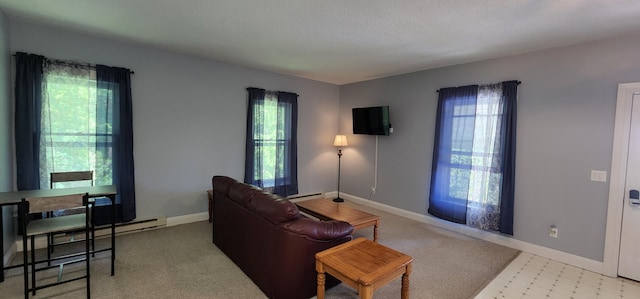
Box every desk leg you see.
[0,205,4,282]
[110,195,116,276]
[316,260,325,299]
[401,262,412,299]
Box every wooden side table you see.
[315,238,413,299]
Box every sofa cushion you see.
[248,192,301,224]
[212,176,237,197]
[228,182,261,206]
[280,218,354,240]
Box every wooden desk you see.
[296,198,380,241]
[0,185,117,282]
[315,238,413,299]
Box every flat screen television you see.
[352,106,391,136]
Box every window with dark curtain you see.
[244,87,298,197]
[14,53,136,224]
[428,81,518,235]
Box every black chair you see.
[21,193,91,298]
[48,171,96,260]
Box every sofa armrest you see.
[280,217,354,240]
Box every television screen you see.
[352,106,390,135]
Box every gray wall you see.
[0,10,13,261]
[339,31,640,262]
[6,12,639,264]
[7,18,340,220]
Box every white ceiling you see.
[1,1,640,85]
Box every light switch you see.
[590,170,607,182]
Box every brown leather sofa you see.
[211,176,354,299]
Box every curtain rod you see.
[247,87,299,97]
[436,81,521,93]
[12,53,135,74]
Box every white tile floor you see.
[475,252,640,299]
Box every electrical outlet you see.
[590,170,607,182]
[549,226,558,238]
[371,187,376,194]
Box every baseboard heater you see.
[286,192,324,202]
[94,216,167,238]
[15,217,167,252]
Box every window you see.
[429,81,518,234]
[449,89,503,207]
[251,93,282,186]
[245,88,298,197]
[40,65,113,188]
[14,52,136,223]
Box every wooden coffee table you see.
[295,198,380,241]
[315,238,413,299]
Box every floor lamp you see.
[333,135,348,202]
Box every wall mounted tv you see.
[352,106,391,136]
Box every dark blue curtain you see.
[244,87,265,187]
[428,85,478,224]
[96,65,136,223]
[274,91,298,196]
[244,87,298,197]
[14,52,45,191]
[499,80,519,235]
[428,81,517,235]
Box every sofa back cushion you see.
[223,178,300,224]
[212,176,237,197]
[248,192,301,224]
[228,181,261,206]
[280,217,354,240]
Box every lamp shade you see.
[333,135,348,147]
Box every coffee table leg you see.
[401,262,412,299]
[358,284,374,299]
[316,261,326,299]
[373,219,380,242]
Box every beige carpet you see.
[0,201,520,298]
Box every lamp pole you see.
[334,148,344,202]
[333,135,348,202]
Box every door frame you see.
[603,82,640,276]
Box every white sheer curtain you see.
[39,62,96,189]
[466,83,504,231]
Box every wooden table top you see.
[316,238,413,285]
[295,197,379,228]
[0,185,117,206]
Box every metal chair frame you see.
[21,193,91,298]
[48,171,96,261]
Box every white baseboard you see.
[329,192,609,276]
[166,212,208,227]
